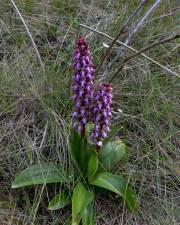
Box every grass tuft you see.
[0,0,179,224]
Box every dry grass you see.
[0,0,179,224]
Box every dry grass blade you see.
[109,0,161,68]
[110,34,180,81]
[95,0,147,76]
[122,7,180,35]
[1,1,179,224]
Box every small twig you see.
[10,0,45,72]
[95,0,147,76]
[85,0,112,39]
[125,0,161,46]
[85,0,95,25]
[75,24,80,46]
[109,0,161,68]
[79,23,180,78]
[110,34,180,81]
[122,8,179,35]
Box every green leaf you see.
[87,150,98,182]
[48,190,71,210]
[104,123,122,144]
[99,141,126,171]
[82,202,95,225]
[70,130,90,175]
[85,123,94,134]
[72,182,94,225]
[12,163,71,188]
[90,172,138,212]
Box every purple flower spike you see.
[91,83,113,148]
[71,37,95,136]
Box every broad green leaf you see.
[99,141,126,171]
[82,202,95,225]
[70,130,90,175]
[90,172,138,212]
[87,150,98,182]
[48,190,71,210]
[72,182,94,225]
[93,186,109,195]
[12,163,71,188]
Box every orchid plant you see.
[12,37,138,225]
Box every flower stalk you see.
[71,37,113,149]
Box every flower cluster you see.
[91,83,113,147]
[71,37,95,136]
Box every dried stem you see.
[95,0,147,76]
[81,125,86,138]
[122,8,179,35]
[79,23,180,78]
[75,24,80,46]
[110,34,180,82]
[124,0,161,46]
[109,0,161,68]
[10,0,45,73]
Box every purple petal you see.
[97,141,102,147]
